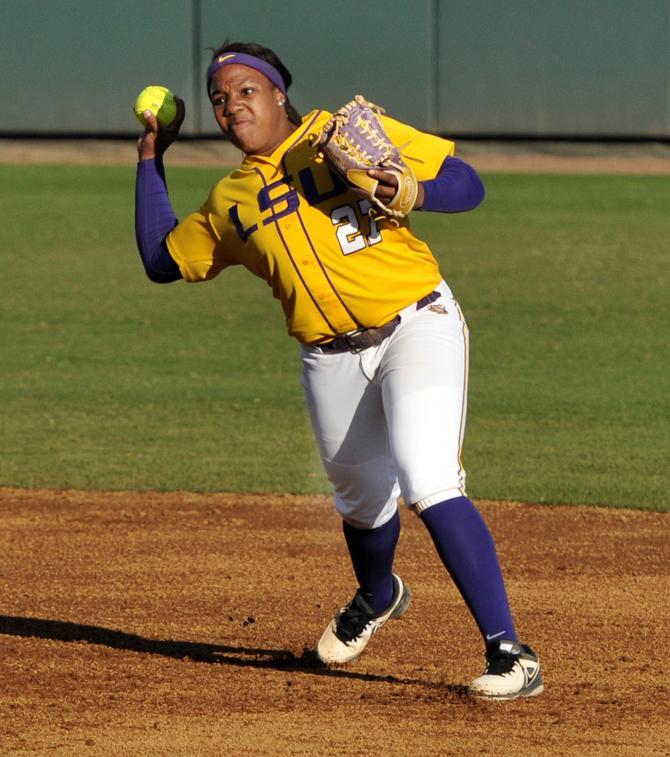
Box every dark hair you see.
[209,40,302,127]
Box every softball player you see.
[134,41,543,700]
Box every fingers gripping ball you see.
[133,86,177,128]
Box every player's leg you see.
[419,496,517,640]
[381,291,542,697]
[300,346,410,663]
[380,294,516,639]
[417,496,544,700]
[343,508,399,613]
[300,344,399,535]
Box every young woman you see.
[135,40,543,700]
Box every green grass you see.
[1,166,668,510]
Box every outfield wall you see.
[1,0,668,138]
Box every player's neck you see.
[254,121,299,157]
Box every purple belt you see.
[316,291,441,354]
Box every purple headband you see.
[206,52,286,94]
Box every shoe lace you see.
[334,593,375,643]
[485,650,518,676]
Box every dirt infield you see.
[1,488,668,755]
[1,137,670,173]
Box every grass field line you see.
[1,138,670,173]
[0,487,664,515]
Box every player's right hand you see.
[137,96,185,161]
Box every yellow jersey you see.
[166,109,455,344]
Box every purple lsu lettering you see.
[229,167,348,243]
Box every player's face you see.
[209,64,295,156]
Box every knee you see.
[335,495,399,530]
[325,455,400,529]
[412,487,468,515]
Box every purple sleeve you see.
[134,157,182,283]
[417,156,485,213]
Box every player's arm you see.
[135,102,185,283]
[369,156,484,213]
[372,116,485,213]
[415,156,485,212]
[135,156,182,282]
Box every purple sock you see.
[342,509,400,614]
[419,496,518,647]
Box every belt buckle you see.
[344,329,371,353]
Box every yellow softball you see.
[133,85,177,128]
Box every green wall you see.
[1,0,668,137]
[438,0,670,136]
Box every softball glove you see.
[312,95,418,221]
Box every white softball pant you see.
[300,280,469,529]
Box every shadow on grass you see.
[0,614,471,699]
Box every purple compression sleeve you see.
[420,496,518,646]
[343,509,400,614]
[135,157,182,283]
[417,156,485,213]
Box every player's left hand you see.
[367,169,396,202]
[367,169,425,209]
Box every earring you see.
[278,99,285,107]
